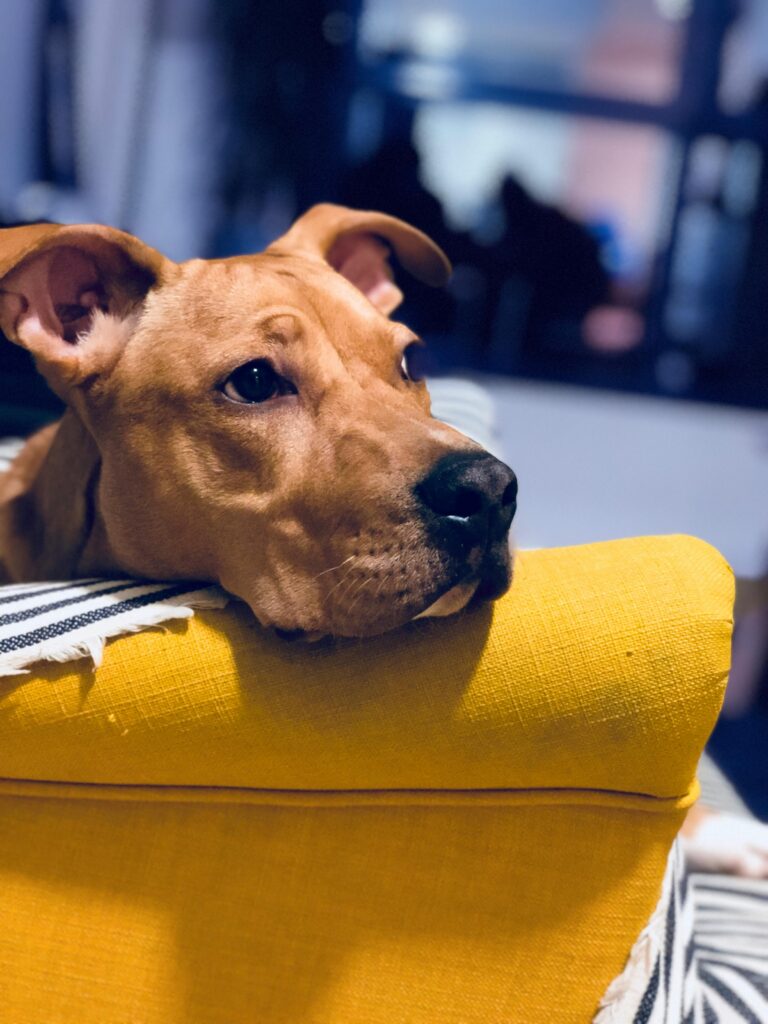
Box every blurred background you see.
[0,0,767,809]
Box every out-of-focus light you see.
[723,141,762,218]
[394,61,462,100]
[688,135,728,201]
[582,307,645,354]
[655,0,692,20]
[411,12,464,60]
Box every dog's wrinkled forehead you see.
[183,252,382,325]
[0,205,448,410]
[132,252,405,381]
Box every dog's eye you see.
[400,341,425,383]
[223,360,295,404]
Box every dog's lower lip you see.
[414,578,479,620]
[414,563,478,617]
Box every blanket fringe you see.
[0,588,229,678]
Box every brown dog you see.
[0,204,516,638]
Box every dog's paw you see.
[681,812,768,878]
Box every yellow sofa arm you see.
[0,534,733,801]
[0,534,734,1024]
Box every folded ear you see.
[268,203,451,315]
[0,223,171,395]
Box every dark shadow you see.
[231,600,493,724]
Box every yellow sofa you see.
[0,535,733,1023]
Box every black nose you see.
[415,452,517,548]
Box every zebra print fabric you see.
[597,842,768,1022]
[686,872,768,1022]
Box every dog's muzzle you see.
[414,451,517,604]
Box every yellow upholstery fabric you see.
[0,535,733,1023]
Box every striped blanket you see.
[0,577,229,677]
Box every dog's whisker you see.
[325,561,360,599]
[345,575,375,616]
[340,571,373,607]
[312,555,355,581]
[338,572,368,605]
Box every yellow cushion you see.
[0,535,734,1023]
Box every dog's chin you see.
[268,545,514,640]
[272,591,473,640]
[270,584,475,641]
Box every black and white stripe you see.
[596,842,768,1022]
[0,577,229,676]
[687,873,768,1022]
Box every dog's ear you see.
[0,223,171,396]
[268,203,451,315]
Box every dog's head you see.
[0,205,516,636]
